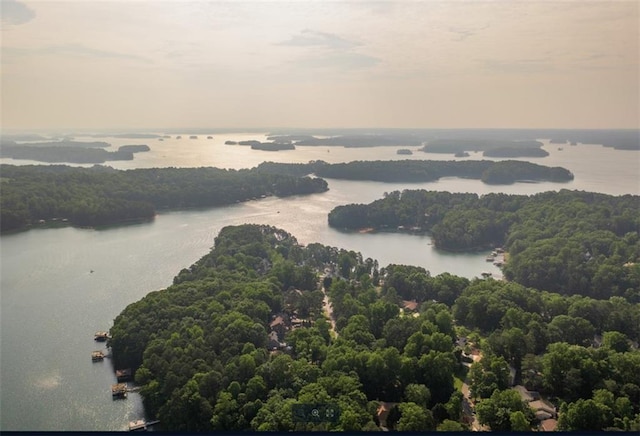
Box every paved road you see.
[461,380,481,431]
[461,351,484,431]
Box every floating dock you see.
[94,331,110,342]
[91,350,105,362]
[129,419,160,431]
[112,383,128,399]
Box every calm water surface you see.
[1,134,638,430]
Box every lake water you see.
[1,134,638,430]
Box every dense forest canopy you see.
[328,190,640,302]
[108,224,640,432]
[0,164,327,232]
[256,160,574,184]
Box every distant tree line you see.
[0,164,328,232]
[259,128,638,150]
[0,145,139,163]
[0,140,151,164]
[422,139,544,154]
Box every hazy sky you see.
[1,0,638,130]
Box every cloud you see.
[298,51,381,70]
[1,0,36,26]
[277,29,360,50]
[276,29,379,72]
[3,43,151,63]
[449,24,489,42]
[479,58,555,74]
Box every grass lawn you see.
[454,375,465,391]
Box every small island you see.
[266,134,317,142]
[397,149,413,155]
[229,140,295,151]
[256,159,574,185]
[251,142,295,151]
[118,144,151,153]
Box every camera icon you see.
[292,404,340,423]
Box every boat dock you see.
[91,350,105,362]
[112,383,128,399]
[94,331,110,341]
[129,419,160,431]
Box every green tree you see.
[559,399,608,431]
[475,389,533,431]
[602,331,630,353]
[510,410,531,431]
[404,384,431,408]
[210,391,241,430]
[396,402,435,431]
[437,419,466,431]
[158,379,214,431]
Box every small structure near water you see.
[129,419,160,432]
[94,331,109,341]
[111,383,128,399]
[91,350,105,362]
[116,368,133,382]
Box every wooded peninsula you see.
[108,223,640,432]
[0,165,327,232]
[328,189,640,302]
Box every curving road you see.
[320,279,338,338]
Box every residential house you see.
[514,385,557,430]
[539,418,558,432]
[269,314,289,341]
